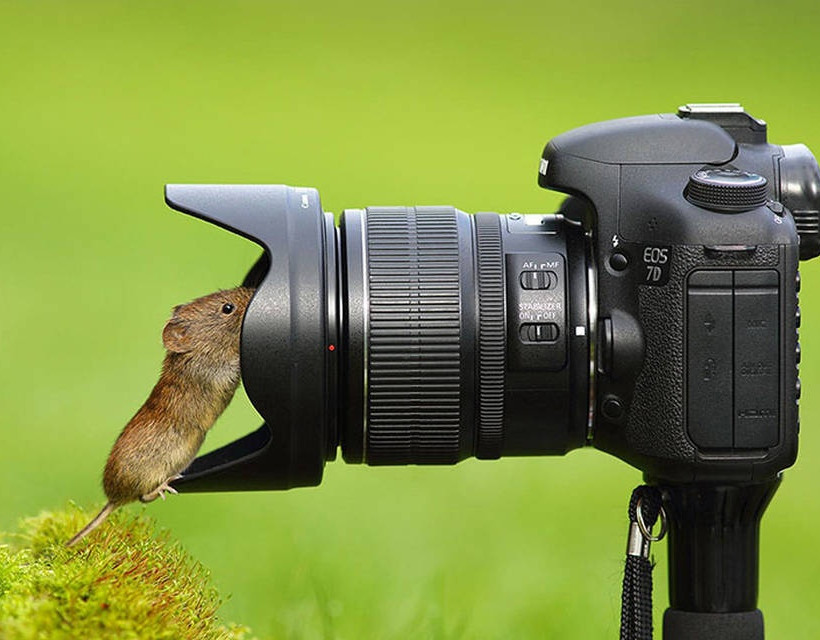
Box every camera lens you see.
[165,185,591,488]
[337,206,590,465]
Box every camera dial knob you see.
[685,167,768,213]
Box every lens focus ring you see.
[365,207,462,464]
[474,213,506,458]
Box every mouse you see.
[67,286,255,547]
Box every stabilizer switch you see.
[507,253,567,371]
[519,322,560,342]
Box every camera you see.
[164,104,820,638]
[165,103,820,489]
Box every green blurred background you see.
[2,1,820,637]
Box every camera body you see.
[165,104,820,491]
[541,105,806,483]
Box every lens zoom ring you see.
[365,207,461,464]
[474,213,505,458]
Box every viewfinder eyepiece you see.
[780,143,820,260]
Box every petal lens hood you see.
[165,184,338,491]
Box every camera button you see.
[609,252,629,271]
[602,397,624,421]
[767,200,785,216]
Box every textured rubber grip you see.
[663,609,764,640]
[364,207,462,464]
[474,213,506,458]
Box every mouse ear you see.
[162,319,192,354]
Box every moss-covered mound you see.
[0,506,252,640]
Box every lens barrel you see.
[340,207,477,464]
[164,185,589,488]
[338,206,589,465]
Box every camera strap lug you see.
[620,485,666,640]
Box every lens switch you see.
[519,270,558,290]
[519,322,560,342]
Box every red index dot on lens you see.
[328,344,336,352]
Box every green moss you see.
[0,505,253,640]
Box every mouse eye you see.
[221,303,235,315]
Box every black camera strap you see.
[620,485,666,640]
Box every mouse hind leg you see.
[140,474,183,503]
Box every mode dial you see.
[685,167,768,213]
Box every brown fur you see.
[67,286,255,546]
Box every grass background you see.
[2,1,820,637]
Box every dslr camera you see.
[164,104,820,639]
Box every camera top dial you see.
[685,167,769,213]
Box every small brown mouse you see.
[67,286,255,547]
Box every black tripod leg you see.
[658,479,780,640]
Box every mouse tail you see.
[66,502,116,547]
